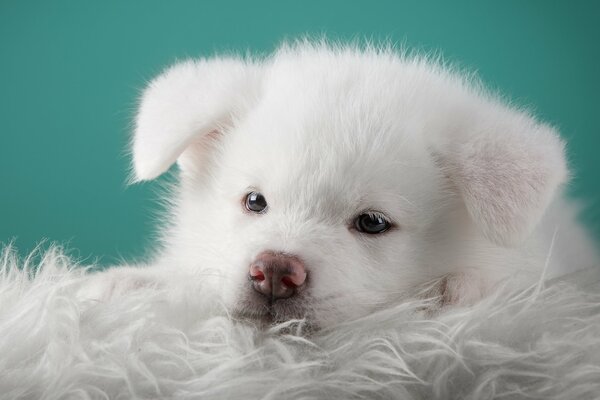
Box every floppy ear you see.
[132,58,262,182]
[435,108,568,246]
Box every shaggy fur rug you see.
[1,246,600,400]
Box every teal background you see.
[1,1,599,265]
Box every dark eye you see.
[245,191,268,213]
[354,213,391,234]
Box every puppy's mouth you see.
[232,290,312,327]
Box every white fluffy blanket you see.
[1,246,600,400]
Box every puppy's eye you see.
[354,213,391,234]
[245,191,268,213]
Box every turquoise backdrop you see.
[1,1,598,265]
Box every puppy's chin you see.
[231,289,316,330]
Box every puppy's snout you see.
[249,251,307,300]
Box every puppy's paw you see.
[77,267,162,303]
[417,270,493,314]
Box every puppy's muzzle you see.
[249,251,307,300]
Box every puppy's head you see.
[132,44,567,329]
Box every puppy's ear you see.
[132,58,262,182]
[434,107,568,246]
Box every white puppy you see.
[86,42,598,329]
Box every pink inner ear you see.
[205,129,222,142]
[177,129,225,175]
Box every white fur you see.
[92,42,599,329]
[1,246,600,398]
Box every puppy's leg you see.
[77,266,167,302]
[419,270,493,312]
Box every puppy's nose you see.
[249,251,307,300]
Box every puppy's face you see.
[186,88,446,327]
[132,45,567,329]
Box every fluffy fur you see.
[1,246,600,399]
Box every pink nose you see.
[249,251,307,300]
